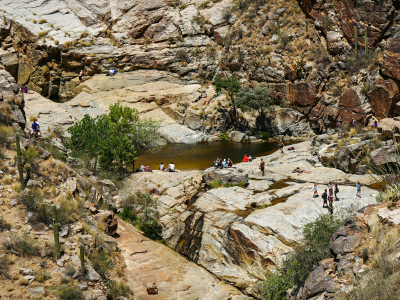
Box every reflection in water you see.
[137,141,279,171]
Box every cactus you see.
[305,19,308,33]
[363,248,369,264]
[80,244,85,273]
[277,18,280,35]
[52,205,61,259]
[365,29,368,55]
[15,133,24,189]
[354,26,358,54]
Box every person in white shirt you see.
[140,164,145,172]
[168,162,175,172]
[159,162,164,171]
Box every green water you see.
[136,141,280,171]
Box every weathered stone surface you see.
[368,78,400,119]
[203,167,248,185]
[287,82,318,114]
[377,118,400,139]
[260,108,312,136]
[230,131,246,143]
[382,32,400,81]
[329,227,363,255]
[117,220,247,299]
[377,207,400,225]
[303,267,337,298]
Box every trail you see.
[116,219,247,300]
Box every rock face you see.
[382,32,400,81]
[203,167,249,186]
[0,69,25,127]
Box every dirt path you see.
[116,219,247,300]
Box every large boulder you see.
[287,82,318,115]
[202,167,249,186]
[377,118,400,139]
[229,131,246,143]
[368,78,400,119]
[260,108,312,136]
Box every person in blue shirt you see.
[356,181,361,198]
[222,159,226,168]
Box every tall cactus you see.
[15,133,24,189]
[305,19,308,33]
[364,29,368,55]
[52,205,61,259]
[80,244,85,273]
[354,26,358,54]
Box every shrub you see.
[260,132,273,140]
[3,234,41,256]
[106,280,132,298]
[259,213,346,299]
[19,188,42,211]
[64,263,76,277]
[176,49,190,62]
[54,285,82,300]
[80,31,89,38]
[0,216,11,231]
[219,132,229,141]
[119,191,161,240]
[209,180,222,189]
[21,144,39,166]
[38,19,47,24]
[38,31,48,38]
[89,251,113,279]
[35,269,51,282]
[222,8,232,22]
[0,125,13,145]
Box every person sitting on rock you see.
[227,158,233,168]
[140,164,145,172]
[243,154,248,162]
[294,167,311,174]
[159,162,164,171]
[167,162,175,172]
[222,159,226,168]
[107,69,113,76]
[192,95,201,103]
[201,91,207,98]
[145,164,152,172]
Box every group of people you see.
[214,158,233,169]
[107,68,117,77]
[312,180,362,215]
[139,162,176,172]
[193,91,207,103]
[28,120,42,139]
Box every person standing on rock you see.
[313,183,318,198]
[356,181,362,198]
[259,158,265,176]
[328,192,333,215]
[322,189,328,208]
[334,183,339,201]
[328,181,333,195]
[278,140,285,154]
[79,70,84,83]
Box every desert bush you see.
[38,19,47,24]
[19,188,42,211]
[260,132,273,140]
[176,49,190,62]
[89,251,113,279]
[21,144,39,167]
[35,269,51,282]
[0,216,11,231]
[3,234,41,256]
[106,280,132,298]
[54,285,82,300]
[209,180,222,189]
[219,132,229,141]
[64,263,76,277]
[119,191,161,240]
[222,7,232,22]
[38,31,48,38]
[259,213,346,300]
[0,125,13,145]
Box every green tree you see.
[214,74,241,129]
[66,114,108,173]
[67,103,160,173]
[236,87,273,116]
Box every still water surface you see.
[136,141,280,171]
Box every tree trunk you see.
[233,104,238,130]
[93,155,98,175]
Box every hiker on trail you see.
[328,192,333,215]
[313,183,318,198]
[352,118,357,126]
[374,120,378,129]
[159,162,164,171]
[356,181,362,198]
[328,181,333,195]
[334,183,339,201]
[145,164,152,172]
[259,158,265,176]
[278,140,285,153]
[79,70,84,83]
[336,119,341,127]
[322,189,328,208]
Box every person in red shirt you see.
[243,154,248,162]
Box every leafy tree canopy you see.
[236,87,273,116]
[67,102,160,173]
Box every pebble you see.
[10,199,17,206]
[80,282,88,291]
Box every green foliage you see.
[89,251,113,279]
[119,191,161,240]
[106,280,132,298]
[219,132,229,141]
[21,144,39,166]
[260,132,273,140]
[19,188,42,211]
[67,103,160,173]
[214,74,242,129]
[259,213,346,299]
[362,248,369,263]
[236,87,273,116]
[54,285,82,300]
[209,180,222,189]
[331,84,343,97]
[0,125,13,145]
[224,182,235,187]
[3,234,41,256]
